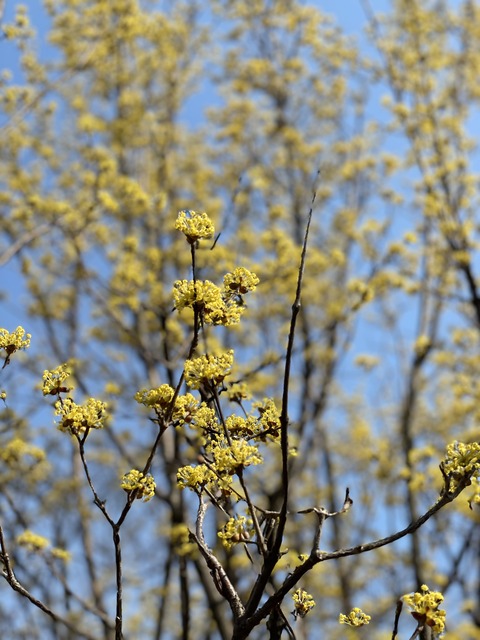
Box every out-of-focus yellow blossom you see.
[175,209,214,244]
[339,607,371,626]
[208,437,262,474]
[0,438,46,466]
[55,397,107,436]
[292,589,316,619]
[51,547,71,563]
[121,469,156,502]
[403,585,446,634]
[414,335,431,357]
[218,515,254,549]
[16,530,49,552]
[42,363,73,396]
[227,381,251,403]
[184,350,234,389]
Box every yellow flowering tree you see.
[0,1,480,639]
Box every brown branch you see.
[0,526,99,640]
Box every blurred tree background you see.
[0,0,479,638]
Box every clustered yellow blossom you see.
[177,463,223,493]
[184,350,234,389]
[16,530,49,552]
[338,607,371,626]
[292,589,316,619]
[208,437,263,474]
[42,363,73,396]
[175,209,214,244]
[171,523,197,557]
[55,397,108,436]
[218,515,254,549]
[402,585,446,634]
[16,530,71,562]
[223,267,260,295]
[173,267,259,326]
[135,384,199,424]
[441,441,480,493]
[121,469,156,502]
[0,326,31,365]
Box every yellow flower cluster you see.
[441,441,480,493]
[177,463,227,493]
[175,209,215,244]
[338,607,371,626]
[173,266,259,326]
[292,589,316,619]
[223,267,259,295]
[0,326,31,365]
[208,437,263,474]
[184,350,234,389]
[120,469,156,502]
[16,530,49,552]
[16,529,70,562]
[402,585,446,634]
[42,363,73,396]
[173,279,243,325]
[55,397,108,436]
[218,515,254,549]
[135,385,200,425]
[0,437,46,466]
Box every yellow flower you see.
[292,589,316,619]
[0,326,31,366]
[175,209,214,244]
[121,469,156,502]
[55,397,108,436]
[17,530,49,552]
[402,585,446,634]
[339,607,371,626]
[218,515,254,549]
[184,350,234,390]
[42,363,73,396]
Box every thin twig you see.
[0,526,99,640]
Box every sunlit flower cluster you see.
[208,437,263,474]
[0,326,31,365]
[292,589,316,619]
[55,397,108,436]
[403,585,446,634]
[16,530,49,552]
[177,463,229,493]
[173,267,259,326]
[42,363,73,396]
[184,350,234,389]
[175,209,215,244]
[441,441,480,493]
[338,607,371,626]
[120,469,156,502]
[135,385,200,425]
[16,529,70,562]
[218,515,254,549]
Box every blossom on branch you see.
[121,469,156,502]
[175,209,214,244]
[55,397,108,436]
